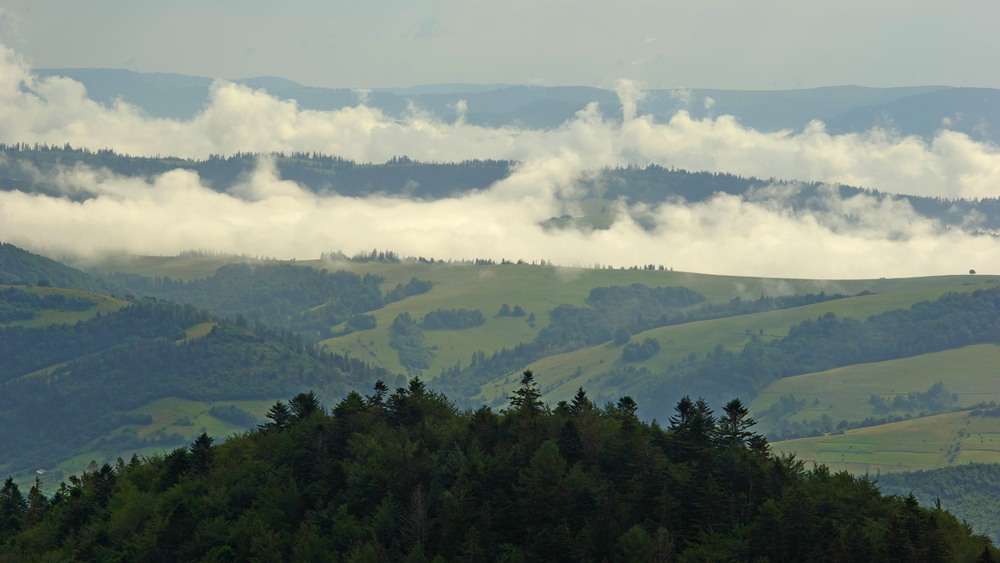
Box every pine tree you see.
[190,433,215,475]
[290,391,322,419]
[715,398,759,448]
[509,370,543,414]
[0,477,27,536]
[265,400,293,430]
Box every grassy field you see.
[0,285,130,328]
[16,254,1000,492]
[74,253,1000,404]
[19,397,280,493]
[772,410,1000,474]
[751,344,1000,431]
[480,282,1000,405]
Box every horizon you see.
[2,1,998,91]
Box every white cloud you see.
[2,43,1000,278]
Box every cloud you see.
[1,155,992,279]
[2,43,1000,278]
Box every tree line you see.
[0,376,994,561]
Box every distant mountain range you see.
[35,68,1000,143]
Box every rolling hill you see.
[7,242,1000,540]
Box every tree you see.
[715,398,758,448]
[265,400,293,431]
[669,396,716,459]
[569,387,594,416]
[0,477,27,536]
[509,370,543,414]
[613,327,631,345]
[190,433,215,474]
[290,391,322,420]
[366,380,390,410]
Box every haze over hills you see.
[36,68,993,142]
[6,1,1000,557]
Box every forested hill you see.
[0,297,392,476]
[0,242,116,294]
[0,379,995,561]
[4,144,1000,230]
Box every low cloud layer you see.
[1,44,999,279]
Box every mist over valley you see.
[3,2,1000,557]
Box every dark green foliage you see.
[384,277,434,303]
[289,391,322,420]
[420,308,485,330]
[878,463,1000,544]
[0,299,392,473]
[0,287,96,322]
[0,242,113,293]
[207,404,259,427]
[264,401,293,431]
[111,263,386,341]
[389,313,433,373]
[621,337,660,362]
[1,386,993,561]
[496,303,526,317]
[508,370,543,414]
[637,286,1000,421]
[0,478,27,539]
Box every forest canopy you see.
[1,378,995,561]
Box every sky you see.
[1,0,998,90]
[1,1,1000,279]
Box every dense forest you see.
[1,377,995,561]
[878,463,1000,545]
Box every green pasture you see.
[30,398,278,485]
[321,264,998,394]
[0,285,130,328]
[481,282,1000,406]
[773,411,1000,475]
[72,253,1000,404]
[751,344,1000,430]
[128,397,275,439]
[177,322,218,343]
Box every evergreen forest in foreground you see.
[1,376,996,562]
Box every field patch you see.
[0,285,129,328]
[773,410,1000,474]
[752,344,1000,432]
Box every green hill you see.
[0,242,116,293]
[0,295,392,483]
[752,344,1000,439]
[8,246,1000,549]
[1,384,994,561]
[770,410,1000,473]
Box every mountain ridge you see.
[34,68,992,141]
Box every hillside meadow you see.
[752,344,1000,429]
[55,253,1000,475]
[772,410,1000,474]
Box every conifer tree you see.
[509,370,543,414]
[264,400,293,430]
[0,477,27,537]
